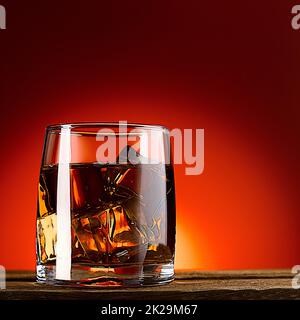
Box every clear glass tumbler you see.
[36,122,176,286]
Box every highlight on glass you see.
[36,122,176,286]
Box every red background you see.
[0,1,299,270]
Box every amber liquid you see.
[37,163,175,275]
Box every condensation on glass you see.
[36,123,176,286]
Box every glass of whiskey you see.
[36,122,176,286]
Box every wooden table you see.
[1,270,299,300]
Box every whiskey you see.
[37,162,175,283]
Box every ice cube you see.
[111,244,148,264]
[37,213,57,263]
[145,243,173,263]
[70,164,104,212]
[71,234,86,260]
[117,145,142,165]
[72,217,103,262]
[72,205,150,264]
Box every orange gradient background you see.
[0,1,299,270]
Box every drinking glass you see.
[36,122,176,286]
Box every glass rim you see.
[46,122,169,132]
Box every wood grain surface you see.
[1,270,299,300]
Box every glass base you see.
[36,262,174,287]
